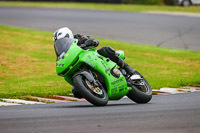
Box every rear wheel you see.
[73,75,108,106]
[127,71,152,104]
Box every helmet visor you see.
[54,38,74,57]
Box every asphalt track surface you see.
[0,92,200,133]
[0,7,200,51]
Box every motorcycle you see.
[55,38,152,106]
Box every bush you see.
[122,0,173,5]
[163,0,174,5]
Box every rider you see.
[53,27,136,98]
[53,27,136,76]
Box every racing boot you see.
[97,46,136,75]
[117,58,136,76]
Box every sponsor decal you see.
[111,87,118,94]
[111,78,123,85]
[111,85,125,94]
[84,60,94,67]
[56,63,64,67]
[100,60,111,74]
[65,53,69,57]
[60,52,65,59]
[119,88,124,92]
[87,55,92,60]
[101,61,107,68]
[118,85,124,89]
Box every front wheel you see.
[73,75,108,106]
[127,71,152,104]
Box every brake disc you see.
[86,80,103,95]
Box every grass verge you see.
[0,1,200,13]
[0,25,200,98]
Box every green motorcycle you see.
[55,38,152,106]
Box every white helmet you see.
[53,27,74,41]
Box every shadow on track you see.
[47,102,143,109]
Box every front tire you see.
[127,71,152,104]
[73,75,108,106]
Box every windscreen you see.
[54,38,74,57]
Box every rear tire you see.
[73,75,108,106]
[127,71,152,104]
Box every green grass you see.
[0,25,200,98]
[0,1,200,13]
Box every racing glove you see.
[85,39,99,47]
